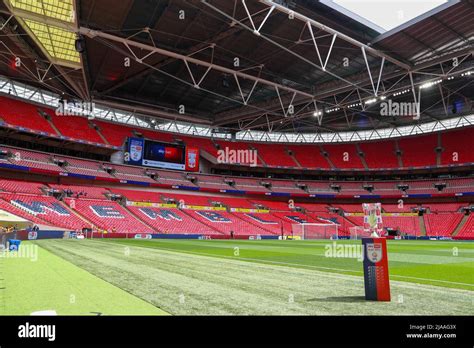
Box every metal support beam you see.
[257,0,411,71]
[74,0,91,100]
[213,49,472,126]
[97,3,274,96]
[78,27,315,100]
[95,98,213,125]
[409,72,420,120]
[0,20,85,99]
[200,0,379,96]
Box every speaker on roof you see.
[452,102,458,114]
[222,74,230,88]
[75,37,85,53]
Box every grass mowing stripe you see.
[37,239,473,315]
[1,242,168,315]
[105,240,474,289]
[101,239,364,274]
[108,239,474,290]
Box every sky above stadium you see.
[322,0,449,32]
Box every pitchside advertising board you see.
[362,238,391,301]
[126,137,199,172]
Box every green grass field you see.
[0,241,168,315]
[1,238,473,315]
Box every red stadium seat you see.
[359,140,399,169]
[346,215,421,236]
[251,144,296,167]
[128,207,222,235]
[0,96,57,135]
[0,179,45,195]
[93,120,135,146]
[441,128,474,165]
[425,213,463,236]
[55,156,113,178]
[65,198,155,233]
[1,147,64,173]
[456,215,474,238]
[398,134,437,167]
[1,96,473,172]
[323,144,365,169]
[287,145,331,169]
[109,188,163,202]
[1,193,86,230]
[188,210,273,236]
[49,184,109,199]
[49,112,104,144]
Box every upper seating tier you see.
[0,96,56,134]
[398,134,438,167]
[1,96,474,170]
[49,112,104,144]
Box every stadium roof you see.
[321,0,449,33]
[6,0,80,66]
[0,0,472,137]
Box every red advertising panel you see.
[185,147,199,172]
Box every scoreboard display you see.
[144,140,185,169]
[125,137,199,171]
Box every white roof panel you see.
[322,0,449,33]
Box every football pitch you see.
[1,239,473,315]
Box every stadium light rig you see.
[392,89,411,97]
[348,102,362,108]
[325,107,340,113]
[364,98,377,105]
[306,67,470,116]
[419,79,442,90]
